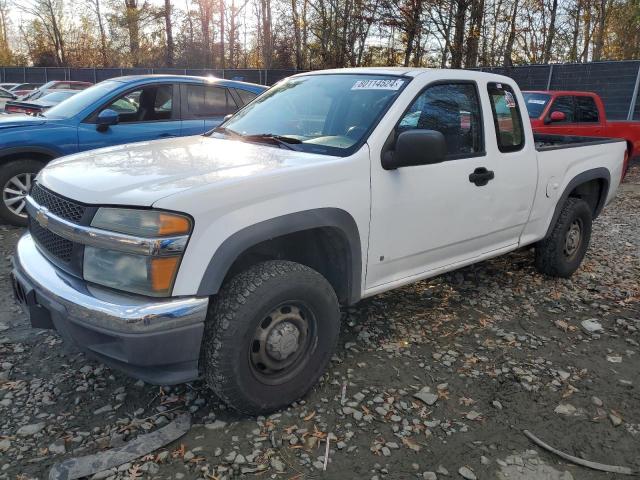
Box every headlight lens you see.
[83,208,191,297]
[91,208,191,237]
[83,247,181,296]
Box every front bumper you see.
[11,233,209,385]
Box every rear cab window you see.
[487,82,524,152]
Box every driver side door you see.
[77,84,182,152]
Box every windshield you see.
[522,93,551,118]
[44,81,120,119]
[218,74,408,156]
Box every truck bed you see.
[534,133,623,152]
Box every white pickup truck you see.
[12,68,626,414]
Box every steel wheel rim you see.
[2,172,33,218]
[249,302,315,386]
[564,219,582,259]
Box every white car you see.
[12,68,626,414]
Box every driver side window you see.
[103,84,174,123]
[398,83,483,158]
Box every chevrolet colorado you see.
[12,68,626,414]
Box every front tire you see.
[0,159,44,226]
[535,197,592,277]
[202,260,340,415]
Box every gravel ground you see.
[1,165,639,480]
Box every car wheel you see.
[0,159,44,227]
[202,260,340,415]
[535,197,592,278]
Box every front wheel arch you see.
[196,208,363,304]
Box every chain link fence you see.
[2,61,640,120]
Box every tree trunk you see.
[219,0,225,68]
[569,0,581,62]
[260,0,273,68]
[450,0,467,68]
[464,0,484,68]
[581,0,592,61]
[592,0,608,60]
[503,0,519,66]
[291,0,302,69]
[124,0,140,66]
[542,0,558,63]
[165,0,174,66]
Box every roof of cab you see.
[291,67,519,83]
[107,74,267,92]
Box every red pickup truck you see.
[523,90,640,174]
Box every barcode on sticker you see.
[352,79,404,90]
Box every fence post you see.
[627,63,640,121]
[546,64,554,90]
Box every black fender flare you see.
[544,167,610,239]
[196,208,363,304]
[0,146,61,162]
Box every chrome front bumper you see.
[11,233,209,384]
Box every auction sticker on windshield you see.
[352,79,405,90]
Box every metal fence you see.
[0,66,301,88]
[2,61,640,120]
[479,60,640,121]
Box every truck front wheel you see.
[535,197,592,277]
[202,260,340,415]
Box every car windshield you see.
[43,81,120,119]
[217,74,409,156]
[522,93,551,118]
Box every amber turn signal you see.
[158,213,191,236]
[150,256,181,293]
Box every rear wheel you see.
[0,159,44,226]
[202,260,340,415]
[535,197,592,277]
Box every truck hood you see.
[0,114,47,130]
[38,136,331,206]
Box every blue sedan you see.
[0,75,266,225]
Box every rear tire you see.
[0,159,44,226]
[202,260,340,415]
[535,197,592,277]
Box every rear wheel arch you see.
[196,208,362,305]
[544,168,610,239]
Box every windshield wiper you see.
[242,133,302,150]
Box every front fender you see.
[195,208,362,304]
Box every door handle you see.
[469,167,495,186]
[158,133,178,138]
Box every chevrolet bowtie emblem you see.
[35,207,50,228]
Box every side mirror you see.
[223,113,233,122]
[382,130,447,170]
[96,109,119,131]
[546,111,566,124]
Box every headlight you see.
[91,208,191,236]
[83,208,191,297]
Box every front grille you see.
[30,220,73,263]
[30,183,86,223]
